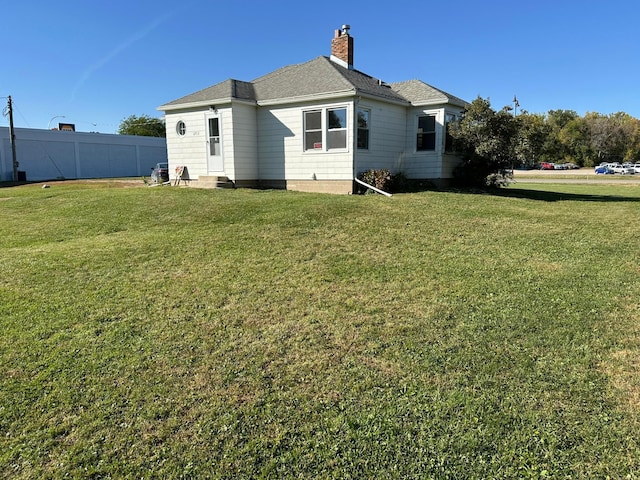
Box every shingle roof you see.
[159,57,464,109]
[251,56,409,104]
[160,79,255,108]
[390,80,468,108]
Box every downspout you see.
[352,96,360,193]
[354,177,392,197]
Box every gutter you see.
[256,89,356,106]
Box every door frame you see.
[205,113,224,174]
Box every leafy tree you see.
[557,116,591,166]
[607,113,634,162]
[625,116,640,162]
[540,109,579,163]
[118,115,166,137]
[514,112,549,168]
[585,113,616,162]
[450,100,640,179]
[449,97,518,187]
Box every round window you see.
[176,121,186,136]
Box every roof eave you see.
[158,97,257,112]
[356,91,410,107]
[257,89,356,106]
[409,98,468,108]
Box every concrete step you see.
[189,176,235,189]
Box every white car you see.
[612,164,634,175]
[634,164,640,174]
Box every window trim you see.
[303,110,323,151]
[302,105,349,153]
[444,112,457,153]
[416,114,437,153]
[208,117,221,156]
[176,120,186,137]
[327,107,347,150]
[356,107,370,150]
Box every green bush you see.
[357,169,392,193]
[358,170,434,194]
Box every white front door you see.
[206,115,223,173]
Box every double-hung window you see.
[357,108,370,150]
[304,110,323,150]
[327,108,347,149]
[304,107,348,151]
[444,113,457,153]
[416,115,436,151]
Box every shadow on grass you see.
[0,181,28,189]
[450,186,640,203]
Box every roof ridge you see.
[389,79,418,86]
[329,60,409,104]
[160,57,464,109]
[316,56,361,91]
[161,78,235,105]
[251,56,325,84]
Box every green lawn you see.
[1,181,639,478]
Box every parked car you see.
[594,165,613,174]
[150,163,169,183]
[540,162,555,170]
[565,163,580,169]
[634,164,640,174]
[611,164,634,175]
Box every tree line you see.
[449,97,640,186]
[118,115,166,137]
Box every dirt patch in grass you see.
[601,305,640,420]
[35,178,148,188]
[607,349,640,411]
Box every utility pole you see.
[7,96,18,181]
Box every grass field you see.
[1,181,639,478]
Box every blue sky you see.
[1,0,638,133]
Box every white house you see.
[158,25,467,194]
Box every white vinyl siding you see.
[258,101,354,180]
[165,110,209,178]
[402,108,448,179]
[353,100,406,175]
[228,102,258,181]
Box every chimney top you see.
[330,24,354,69]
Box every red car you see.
[540,162,555,170]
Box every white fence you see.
[0,127,167,182]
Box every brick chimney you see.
[330,25,354,69]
